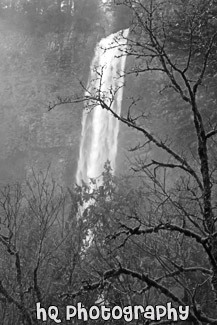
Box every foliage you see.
[65,162,216,324]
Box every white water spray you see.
[76,29,129,186]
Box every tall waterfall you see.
[76,29,129,186]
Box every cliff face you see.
[0,21,98,186]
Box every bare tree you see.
[49,0,217,324]
[0,171,85,324]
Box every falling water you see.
[76,29,129,186]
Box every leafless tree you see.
[0,170,85,324]
[49,1,217,324]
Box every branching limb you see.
[0,281,33,324]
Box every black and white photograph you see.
[0,0,216,324]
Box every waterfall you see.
[76,29,129,186]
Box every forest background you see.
[1,0,217,324]
[0,0,130,186]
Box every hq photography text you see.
[36,302,189,323]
